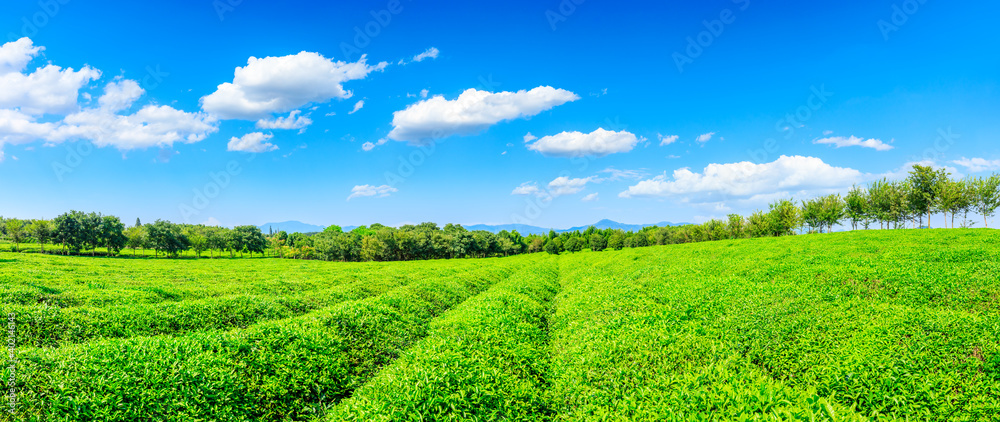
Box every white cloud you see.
[582,193,599,202]
[420,89,429,98]
[523,132,537,143]
[387,86,579,143]
[696,132,715,143]
[658,133,679,146]
[348,100,364,114]
[0,38,101,116]
[0,39,219,156]
[98,79,144,112]
[201,51,387,120]
[823,130,834,136]
[814,135,893,151]
[511,182,542,196]
[56,104,218,150]
[952,157,1000,173]
[347,184,397,200]
[411,47,439,63]
[548,176,596,196]
[600,167,645,181]
[255,110,312,130]
[619,155,863,200]
[526,128,643,157]
[227,132,277,153]
[202,217,222,226]
[361,137,388,152]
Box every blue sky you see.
[1,0,998,229]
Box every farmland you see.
[2,229,999,421]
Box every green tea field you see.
[2,230,999,421]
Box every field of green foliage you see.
[2,229,998,421]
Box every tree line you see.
[2,165,998,260]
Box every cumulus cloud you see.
[348,100,364,114]
[98,79,144,112]
[658,133,679,146]
[952,157,1000,173]
[347,184,397,200]
[419,89,429,98]
[0,38,101,116]
[227,132,277,153]
[814,135,893,151]
[255,110,312,130]
[582,193,599,202]
[201,51,387,120]
[525,128,643,157]
[523,132,537,143]
[696,132,715,143]
[548,176,596,196]
[387,86,579,144]
[511,182,542,196]
[0,39,224,158]
[619,155,863,200]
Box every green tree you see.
[100,216,127,256]
[907,164,948,228]
[28,219,53,253]
[125,225,146,256]
[543,238,560,255]
[53,211,86,255]
[845,186,869,230]
[589,233,607,251]
[147,220,189,257]
[5,219,26,252]
[607,232,625,250]
[972,175,1000,228]
[767,199,802,236]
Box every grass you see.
[2,229,998,421]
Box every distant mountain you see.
[465,220,688,235]
[463,224,557,236]
[258,221,325,234]
[260,220,687,236]
[561,219,685,233]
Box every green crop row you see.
[326,258,560,421]
[0,251,485,308]
[1,257,524,422]
[545,231,1000,421]
[6,268,423,347]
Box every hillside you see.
[2,229,998,421]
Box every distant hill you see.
[466,219,687,235]
[258,221,325,234]
[260,220,687,236]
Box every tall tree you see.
[972,175,1000,228]
[5,219,26,252]
[845,186,869,230]
[28,219,53,253]
[907,164,948,228]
